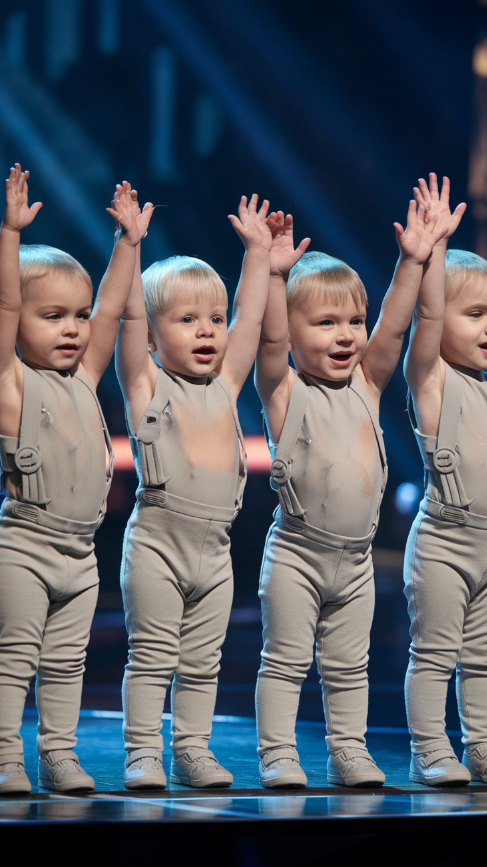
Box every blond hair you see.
[286,251,367,312]
[142,256,227,327]
[19,245,92,293]
[445,249,487,301]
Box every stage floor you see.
[2,711,486,825]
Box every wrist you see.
[269,271,288,281]
[1,221,21,236]
[243,245,271,261]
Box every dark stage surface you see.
[2,713,487,864]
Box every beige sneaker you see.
[38,750,95,793]
[327,748,385,787]
[462,744,487,782]
[410,751,471,787]
[259,746,307,789]
[0,758,32,794]
[124,749,166,790]
[170,748,233,788]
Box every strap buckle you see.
[433,447,458,474]
[270,458,291,485]
[14,446,41,474]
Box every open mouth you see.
[192,345,216,359]
[329,351,353,364]
[57,343,78,355]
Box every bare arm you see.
[361,198,448,400]
[404,175,466,434]
[255,211,310,441]
[82,182,153,388]
[0,164,42,435]
[220,195,272,400]
[115,242,158,431]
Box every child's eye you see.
[212,316,224,324]
[78,312,91,320]
[318,319,333,326]
[469,311,482,318]
[46,313,60,320]
[182,316,194,323]
[351,318,364,326]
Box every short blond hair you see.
[445,249,487,301]
[142,256,227,327]
[287,251,368,312]
[19,245,92,293]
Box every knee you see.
[259,650,312,683]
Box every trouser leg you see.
[317,547,375,753]
[171,574,233,752]
[404,514,468,754]
[36,584,98,755]
[0,564,49,761]
[256,528,326,757]
[122,524,184,753]
[456,580,487,746]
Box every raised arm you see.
[404,174,466,434]
[220,195,272,400]
[82,181,152,387]
[255,211,310,441]
[0,164,42,435]
[360,195,449,400]
[115,239,158,431]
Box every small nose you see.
[63,317,79,335]
[197,318,215,336]
[336,323,353,343]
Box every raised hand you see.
[106,181,153,246]
[266,210,310,277]
[3,163,42,231]
[228,194,272,253]
[414,174,466,240]
[393,200,448,265]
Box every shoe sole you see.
[261,779,307,789]
[124,780,166,790]
[170,773,232,788]
[0,781,32,794]
[38,780,95,793]
[327,775,385,788]
[409,773,470,787]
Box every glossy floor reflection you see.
[1,713,486,827]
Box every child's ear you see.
[148,329,157,354]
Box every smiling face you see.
[149,292,229,378]
[441,275,487,370]
[15,272,92,370]
[288,294,368,381]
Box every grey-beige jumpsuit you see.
[256,370,387,756]
[121,367,246,754]
[0,363,113,762]
[405,363,487,755]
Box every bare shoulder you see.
[407,356,445,437]
[0,355,24,437]
[262,365,294,445]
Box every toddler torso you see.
[0,364,110,524]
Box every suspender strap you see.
[349,374,388,493]
[213,374,248,511]
[408,365,470,508]
[130,368,175,487]
[75,367,114,527]
[270,372,309,518]
[14,365,49,505]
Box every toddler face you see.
[288,294,367,381]
[441,276,487,371]
[16,272,92,371]
[149,293,229,378]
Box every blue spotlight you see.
[395,482,420,515]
